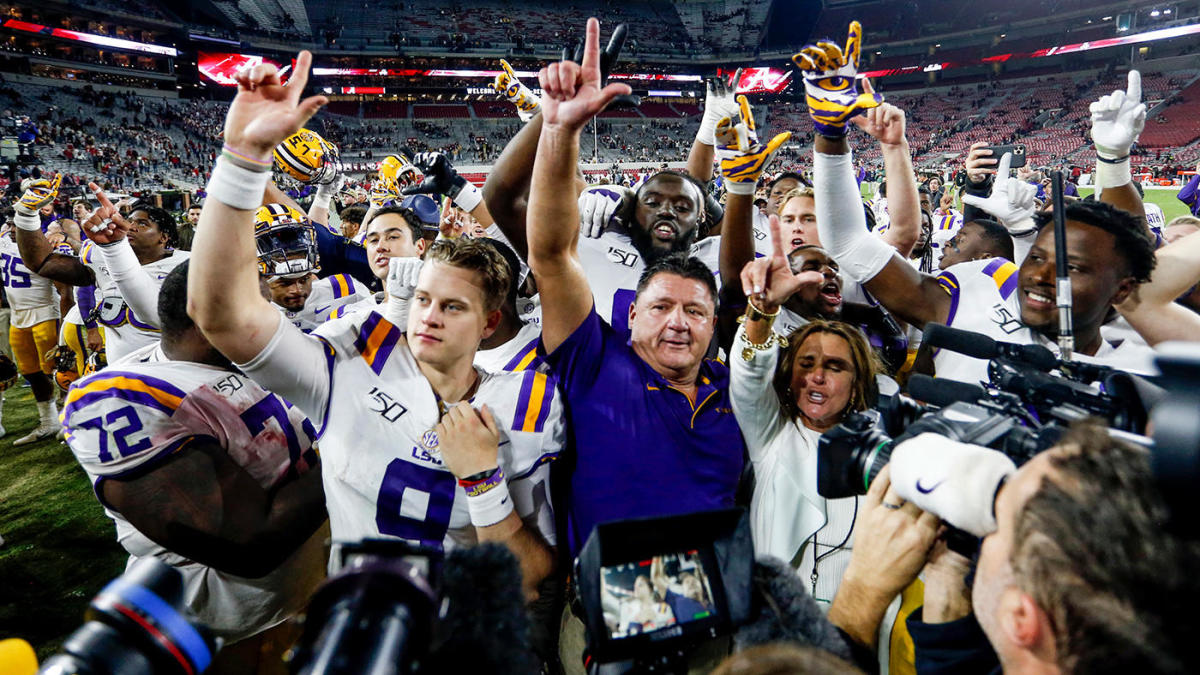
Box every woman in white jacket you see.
[731,224,884,604]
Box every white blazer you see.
[729,324,830,564]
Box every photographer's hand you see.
[921,535,973,624]
[828,465,939,650]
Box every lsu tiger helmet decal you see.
[254,203,320,278]
[273,128,341,185]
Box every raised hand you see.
[697,68,742,146]
[960,152,1036,230]
[402,151,464,198]
[1090,70,1145,160]
[386,255,423,301]
[80,182,132,245]
[793,21,883,138]
[223,50,327,161]
[491,59,542,122]
[537,18,633,134]
[578,184,630,238]
[436,402,501,480]
[738,214,824,310]
[964,142,998,185]
[15,174,61,216]
[849,97,906,147]
[714,95,792,195]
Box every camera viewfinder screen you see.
[599,551,715,639]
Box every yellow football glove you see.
[16,174,61,216]
[490,59,542,122]
[715,95,792,195]
[792,21,883,137]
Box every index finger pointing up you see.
[768,213,785,260]
[288,50,313,103]
[88,182,114,212]
[581,18,601,80]
[1126,69,1142,104]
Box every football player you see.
[255,203,369,331]
[62,261,327,668]
[188,51,561,599]
[15,181,188,363]
[0,216,66,444]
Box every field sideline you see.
[0,386,126,661]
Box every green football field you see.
[1077,187,1193,223]
[0,386,126,662]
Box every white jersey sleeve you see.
[81,245,189,361]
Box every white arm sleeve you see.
[235,318,333,426]
[97,240,163,328]
[729,323,786,462]
[814,151,900,283]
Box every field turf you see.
[0,385,127,661]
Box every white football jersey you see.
[1145,202,1166,239]
[474,321,543,374]
[0,234,59,327]
[80,242,188,362]
[277,273,371,332]
[61,344,326,641]
[751,210,775,257]
[241,312,563,558]
[578,230,720,333]
[932,257,1154,384]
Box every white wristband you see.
[452,181,483,213]
[206,157,270,211]
[13,211,41,231]
[724,181,755,196]
[1094,157,1132,190]
[697,115,719,147]
[464,474,515,528]
[383,294,410,328]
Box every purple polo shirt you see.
[543,308,745,557]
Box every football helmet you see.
[377,154,420,195]
[48,345,79,392]
[254,203,320,278]
[273,128,341,185]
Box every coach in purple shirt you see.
[525,23,745,557]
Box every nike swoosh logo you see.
[916,479,944,494]
[314,305,331,315]
[500,497,509,505]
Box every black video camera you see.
[39,558,217,675]
[574,508,754,673]
[817,388,1057,499]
